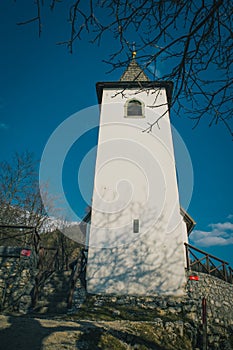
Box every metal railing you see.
[185,243,233,284]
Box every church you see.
[85,54,195,296]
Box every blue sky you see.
[0,1,233,267]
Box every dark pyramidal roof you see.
[96,56,173,108]
[120,59,150,82]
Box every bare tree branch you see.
[14,0,233,135]
[17,0,42,37]
[0,152,54,233]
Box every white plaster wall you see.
[86,87,188,296]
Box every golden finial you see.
[132,42,136,59]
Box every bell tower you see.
[86,57,190,296]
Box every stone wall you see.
[71,272,233,349]
[77,272,233,327]
[0,255,233,348]
[74,271,233,327]
[0,247,37,313]
[186,272,233,327]
[1,248,233,327]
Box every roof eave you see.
[96,81,173,108]
[180,207,196,235]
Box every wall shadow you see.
[1,316,162,350]
[86,202,187,296]
[0,315,79,350]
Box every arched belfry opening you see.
[125,99,144,118]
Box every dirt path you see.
[0,314,140,350]
[0,314,83,350]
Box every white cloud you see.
[0,122,8,130]
[190,220,233,247]
[210,222,233,230]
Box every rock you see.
[112,309,121,316]
[174,321,184,337]
[157,299,167,308]
[94,299,104,307]
[186,312,197,321]
[154,318,163,327]
[169,307,182,314]
[165,321,174,332]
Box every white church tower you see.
[86,56,193,296]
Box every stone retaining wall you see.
[0,249,37,312]
[73,271,233,327]
[1,249,233,327]
[76,272,233,349]
[0,256,233,348]
[186,271,233,327]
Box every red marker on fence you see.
[21,249,31,257]
[189,275,199,281]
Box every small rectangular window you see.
[133,219,139,233]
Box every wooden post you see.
[229,267,233,284]
[223,263,227,282]
[202,297,207,350]
[206,255,210,274]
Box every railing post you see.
[206,255,210,274]
[229,267,233,284]
[223,263,227,282]
[184,243,232,284]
